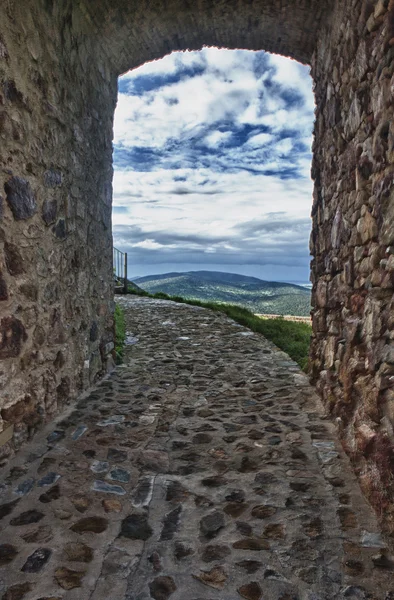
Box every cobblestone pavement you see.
[1,297,394,600]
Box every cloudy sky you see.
[112,48,315,283]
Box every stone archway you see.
[0,0,393,529]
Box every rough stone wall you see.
[0,1,117,462]
[310,0,394,533]
[1,0,394,533]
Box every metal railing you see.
[113,246,128,294]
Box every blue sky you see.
[112,48,315,282]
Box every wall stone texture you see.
[0,1,117,461]
[0,0,393,532]
[309,0,394,534]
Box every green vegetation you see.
[134,271,312,317]
[114,304,126,363]
[125,287,312,370]
[127,280,144,293]
[252,317,312,371]
[128,285,150,296]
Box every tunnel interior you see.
[0,0,394,531]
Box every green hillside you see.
[135,271,311,317]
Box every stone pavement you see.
[0,297,393,600]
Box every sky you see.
[112,48,315,283]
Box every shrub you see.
[114,304,126,363]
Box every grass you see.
[125,287,312,370]
[114,303,126,364]
[251,316,312,370]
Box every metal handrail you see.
[113,247,128,294]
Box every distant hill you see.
[135,271,311,317]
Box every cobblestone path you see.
[1,297,394,600]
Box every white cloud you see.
[269,54,315,111]
[114,48,314,149]
[112,167,313,244]
[113,48,315,280]
[133,239,166,250]
[121,50,202,79]
[204,131,233,147]
[275,138,293,155]
[246,132,274,147]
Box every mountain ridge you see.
[134,270,311,316]
[135,270,308,290]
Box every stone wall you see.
[1,0,394,532]
[310,0,394,533]
[0,1,117,461]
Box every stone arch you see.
[91,0,333,72]
[1,0,394,529]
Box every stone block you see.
[383,389,394,425]
[90,321,99,342]
[380,191,394,245]
[4,177,37,220]
[53,219,67,239]
[44,168,62,188]
[375,362,394,390]
[4,242,24,276]
[356,423,376,452]
[374,0,388,18]
[89,351,102,383]
[0,270,8,300]
[19,283,37,301]
[0,422,13,447]
[56,377,70,402]
[0,316,27,359]
[356,211,378,244]
[42,198,57,226]
[1,395,35,424]
[315,280,328,308]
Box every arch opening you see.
[112,47,315,299]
